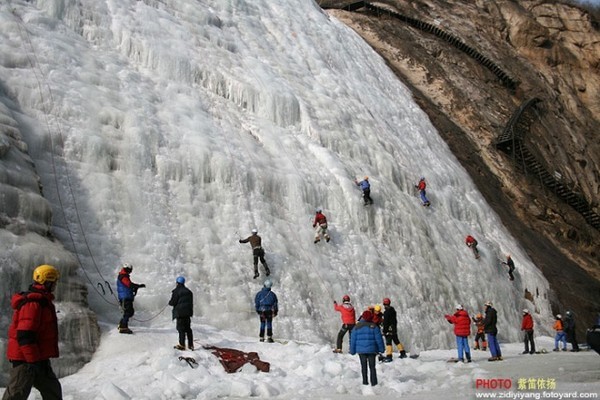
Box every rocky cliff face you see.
[322,0,599,337]
[0,94,100,384]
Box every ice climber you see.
[465,235,480,259]
[415,177,431,207]
[333,295,356,353]
[312,209,331,244]
[239,228,270,279]
[502,254,515,281]
[255,278,278,343]
[117,263,145,334]
[354,176,374,206]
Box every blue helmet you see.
[176,276,185,284]
[264,278,273,288]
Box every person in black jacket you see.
[563,310,579,352]
[169,276,194,350]
[483,301,502,361]
[381,297,407,362]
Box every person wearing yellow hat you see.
[4,265,62,399]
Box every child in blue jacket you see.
[350,310,385,386]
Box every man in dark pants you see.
[169,276,194,350]
[116,263,145,334]
[502,254,515,281]
[4,265,62,400]
[564,311,580,352]
[254,279,278,342]
[239,229,270,279]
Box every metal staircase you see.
[496,99,600,230]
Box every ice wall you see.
[0,0,553,364]
[0,94,100,384]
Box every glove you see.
[138,284,146,288]
[312,224,316,228]
[239,239,243,243]
[333,300,337,305]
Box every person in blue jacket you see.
[354,176,373,205]
[255,278,278,343]
[116,263,145,334]
[350,309,385,386]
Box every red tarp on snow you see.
[203,346,270,373]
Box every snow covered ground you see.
[48,322,600,399]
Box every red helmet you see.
[382,297,391,306]
[342,294,350,302]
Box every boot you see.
[466,352,472,363]
[260,337,265,342]
[314,238,320,244]
[333,348,342,354]
[325,235,330,243]
[383,355,393,363]
[174,344,185,350]
[253,268,259,279]
[267,337,274,343]
[474,343,480,350]
[118,322,133,334]
[399,350,407,359]
[264,266,271,276]
[482,341,487,351]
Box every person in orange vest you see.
[472,312,487,350]
[333,295,356,353]
[312,209,331,244]
[521,309,536,354]
[553,314,567,351]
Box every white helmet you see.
[251,228,258,234]
[264,278,273,288]
[523,309,529,314]
[456,304,463,310]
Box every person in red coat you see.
[445,304,472,362]
[312,209,331,244]
[465,235,480,259]
[4,265,62,400]
[521,309,536,354]
[333,295,356,353]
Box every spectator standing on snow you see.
[333,295,356,353]
[445,304,472,362]
[521,309,536,354]
[3,265,63,400]
[350,310,385,386]
[169,276,194,351]
[483,301,502,361]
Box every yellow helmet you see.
[364,176,369,180]
[33,265,60,284]
[374,304,382,313]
